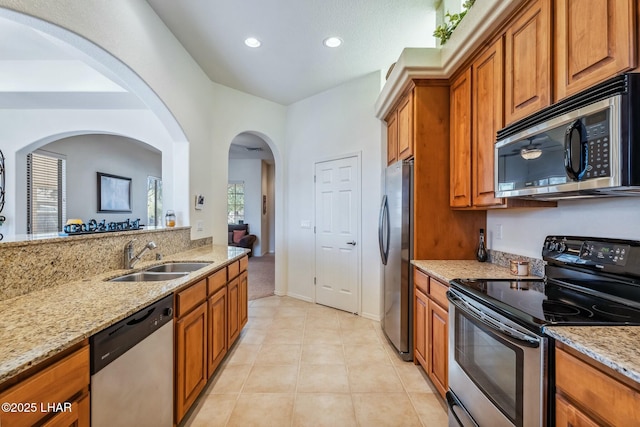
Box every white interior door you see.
[314,155,360,313]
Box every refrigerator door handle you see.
[378,195,388,265]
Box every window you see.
[227,182,244,224]
[147,176,163,226]
[27,151,66,234]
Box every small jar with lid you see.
[165,210,176,227]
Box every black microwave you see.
[495,73,640,199]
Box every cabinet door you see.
[239,271,248,329]
[556,395,601,427]
[414,288,428,369]
[450,69,472,208]
[175,303,207,423]
[554,0,636,100]
[397,91,414,160]
[428,300,448,399]
[504,0,551,125]
[386,111,398,165]
[207,286,227,378]
[473,38,505,207]
[40,394,89,427]
[227,277,240,345]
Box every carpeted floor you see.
[247,253,275,300]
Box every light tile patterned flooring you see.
[183,296,448,427]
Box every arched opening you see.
[228,132,277,300]
[0,10,189,240]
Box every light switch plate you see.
[196,220,204,231]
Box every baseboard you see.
[360,311,382,322]
[286,291,313,303]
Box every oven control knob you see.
[558,242,567,252]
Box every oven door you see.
[447,288,547,427]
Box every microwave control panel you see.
[582,110,610,179]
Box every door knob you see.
[347,241,357,246]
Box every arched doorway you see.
[228,132,276,300]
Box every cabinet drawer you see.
[227,260,240,280]
[0,346,89,427]
[239,255,248,273]
[555,347,640,426]
[413,268,429,294]
[429,278,449,310]
[176,279,207,318]
[207,268,227,295]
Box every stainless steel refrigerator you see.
[378,160,413,361]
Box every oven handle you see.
[446,391,479,427]
[448,290,540,348]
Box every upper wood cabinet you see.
[473,38,504,207]
[386,112,398,165]
[554,0,637,101]
[504,0,552,125]
[450,69,472,208]
[385,87,414,165]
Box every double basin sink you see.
[109,262,212,282]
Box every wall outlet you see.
[196,220,204,231]
[496,224,503,240]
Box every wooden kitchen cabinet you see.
[385,87,414,165]
[555,343,640,426]
[0,345,90,427]
[175,257,249,424]
[386,111,398,165]
[449,69,472,208]
[504,0,552,125]
[413,267,448,399]
[554,0,636,101]
[239,270,248,329]
[175,301,207,423]
[472,38,504,207]
[207,285,227,378]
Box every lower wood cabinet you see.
[413,267,448,399]
[0,345,90,427]
[174,255,249,424]
[555,343,640,426]
[175,302,208,423]
[207,286,227,378]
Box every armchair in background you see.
[228,223,257,257]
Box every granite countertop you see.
[0,245,247,383]
[411,259,540,284]
[545,326,640,384]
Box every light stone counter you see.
[0,245,247,383]
[545,326,640,384]
[411,260,540,284]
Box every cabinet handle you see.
[347,241,357,246]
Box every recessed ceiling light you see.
[244,37,261,48]
[323,37,343,48]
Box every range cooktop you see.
[450,236,640,332]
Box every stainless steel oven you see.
[447,288,547,427]
[446,235,640,427]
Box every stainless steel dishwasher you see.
[90,294,174,427]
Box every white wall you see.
[261,161,270,255]
[267,163,276,253]
[44,134,161,223]
[228,158,264,255]
[284,72,383,319]
[487,198,640,258]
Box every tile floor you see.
[182,296,448,427]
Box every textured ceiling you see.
[147,0,438,105]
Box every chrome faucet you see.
[124,239,157,269]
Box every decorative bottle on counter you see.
[476,228,488,262]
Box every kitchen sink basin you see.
[108,271,189,282]
[143,262,212,273]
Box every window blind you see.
[27,152,66,234]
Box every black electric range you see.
[450,235,640,333]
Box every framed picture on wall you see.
[97,172,132,212]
